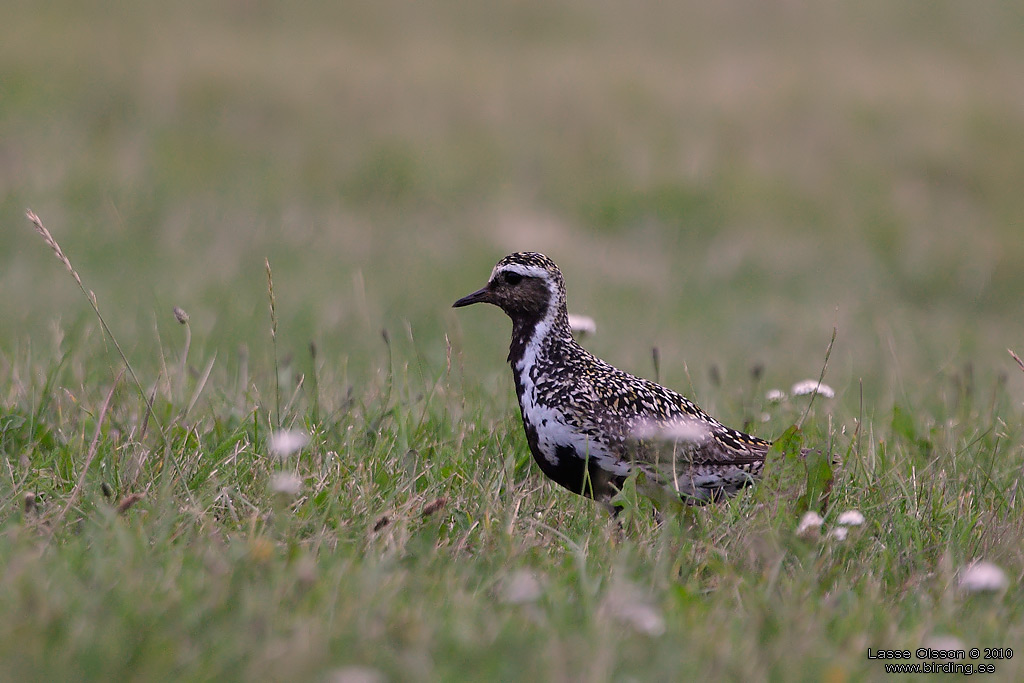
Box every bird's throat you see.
[507,316,539,367]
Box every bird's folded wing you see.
[624,416,769,468]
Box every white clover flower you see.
[791,380,835,398]
[269,429,309,458]
[601,583,665,637]
[923,635,967,654]
[269,472,302,496]
[796,511,824,537]
[612,601,664,636]
[958,561,1008,593]
[327,666,385,683]
[765,389,787,403]
[836,510,865,526]
[568,313,597,336]
[500,570,543,604]
[828,526,849,541]
[630,418,711,444]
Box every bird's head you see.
[452,252,566,324]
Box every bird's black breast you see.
[519,418,624,502]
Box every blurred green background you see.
[4,0,1024,409]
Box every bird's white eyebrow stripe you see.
[489,264,548,281]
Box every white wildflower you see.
[600,581,665,637]
[500,570,543,604]
[630,418,711,444]
[958,561,1008,593]
[327,667,385,683]
[269,429,309,458]
[612,601,664,637]
[765,389,787,403]
[269,472,302,496]
[568,313,597,336]
[836,510,865,526]
[923,635,967,655]
[791,380,835,398]
[828,526,849,541]
[796,511,824,537]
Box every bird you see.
[453,251,781,509]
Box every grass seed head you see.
[421,497,447,517]
[25,209,83,288]
[116,493,145,514]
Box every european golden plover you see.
[454,252,782,507]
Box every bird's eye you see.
[505,272,524,286]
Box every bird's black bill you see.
[452,286,492,308]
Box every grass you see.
[4,304,1023,681]
[3,0,1024,680]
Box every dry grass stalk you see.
[798,325,838,429]
[51,371,122,533]
[174,306,192,400]
[1009,349,1024,374]
[25,209,143,400]
[266,257,281,427]
[184,353,217,418]
[24,209,195,506]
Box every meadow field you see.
[3,1,1024,680]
